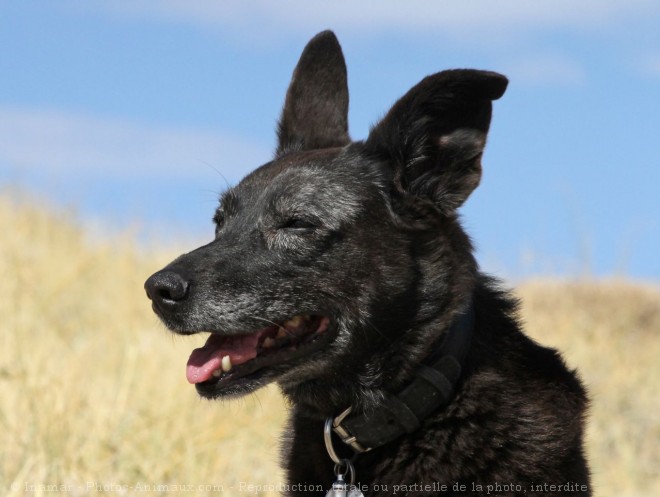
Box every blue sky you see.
[1,1,659,280]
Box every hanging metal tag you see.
[324,416,364,497]
[326,471,348,497]
[325,460,364,497]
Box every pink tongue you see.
[186,332,262,384]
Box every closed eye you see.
[279,218,318,231]
[213,210,225,237]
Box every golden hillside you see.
[1,194,658,496]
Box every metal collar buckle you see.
[326,407,371,456]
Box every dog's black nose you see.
[144,270,189,307]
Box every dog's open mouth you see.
[186,314,331,389]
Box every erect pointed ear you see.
[276,30,350,156]
[366,69,508,212]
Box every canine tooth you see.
[221,355,232,372]
[211,369,222,378]
[263,337,276,348]
[276,328,288,339]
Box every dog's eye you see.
[279,218,317,232]
[213,211,225,236]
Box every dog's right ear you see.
[366,69,507,213]
[276,31,350,156]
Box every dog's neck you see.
[327,298,474,453]
[280,251,478,439]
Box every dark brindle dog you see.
[145,31,590,496]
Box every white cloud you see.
[75,0,660,39]
[0,106,270,182]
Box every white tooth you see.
[221,355,232,372]
[263,337,276,348]
[285,315,303,328]
[211,368,222,378]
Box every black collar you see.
[330,299,474,453]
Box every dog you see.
[145,30,590,496]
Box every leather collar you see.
[329,299,474,453]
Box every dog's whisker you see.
[198,159,231,190]
[248,315,296,337]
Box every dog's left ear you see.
[276,31,350,156]
[366,69,508,212]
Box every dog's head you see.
[145,31,506,410]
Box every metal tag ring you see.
[324,417,342,464]
[333,459,355,485]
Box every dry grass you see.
[517,280,660,497]
[0,193,658,496]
